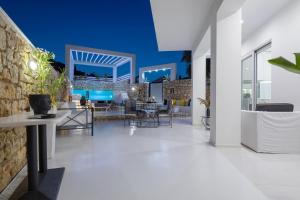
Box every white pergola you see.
[65,45,136,83]
[139,63,176,83]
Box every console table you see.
[0,110,70,200]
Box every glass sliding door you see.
[241,42,272,110]
[241,55,254,110]
[255,43,272,104]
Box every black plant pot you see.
[29,94,51,115]
[80,99,86,106]
[206,108,210,117]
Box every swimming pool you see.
[72,89,113,101]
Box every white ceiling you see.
[150,0,294,51]
[242,0,295,40]
[150,0,246,51]
[150,0,214,51]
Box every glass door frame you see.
[241,40,272,111]
[241,53,255,110]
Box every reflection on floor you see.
[49,119,300,200]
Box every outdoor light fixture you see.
[29,60,38,70]
[131,87,136,91]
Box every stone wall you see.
[163,79,192,100]
[0,15,34,192]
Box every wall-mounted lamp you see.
[29,60,38,70]
[240,19,244,24]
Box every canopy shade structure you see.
[65,45,136,83]
[139,63,176,83]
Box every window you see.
[241,42,272,110]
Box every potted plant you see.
[49,69,66,111]
[27,48,65,115]
[80,96,87,106]
[198,96,210,117]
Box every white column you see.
[113,66,117,83]
[130,57,136,84]
[69,59,74,81]
[210,9,242,146]
[192,55,207,126]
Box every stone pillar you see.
[210,9,242,146]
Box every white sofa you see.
[241,111,300,153]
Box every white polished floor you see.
[49,119,300,200]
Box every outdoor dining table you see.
[0,110,70,200]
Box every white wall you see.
[192,54,207,125]
[210,9,242,146]
[242,0,300,110]
[192,29,210,126]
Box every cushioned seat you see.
[256,103,294,112]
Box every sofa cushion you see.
[256,103,294,112]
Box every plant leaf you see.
[294,53,300,69]
[268,57,300,74]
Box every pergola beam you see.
[90,53,95,63]
[104,56,115,64]
[113,57,126,66]
[93,54,100,64]
[116,58,130,67]
[66,44,136,84]
[74,61,116,68]
[109,57,121,65]
[98,55,106,64]
[102,55,111,64]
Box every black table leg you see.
[20,124,65,200]
[38,125,47,173]
[26,125,38,191]
[91,107,94,136]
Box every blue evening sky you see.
[1,0,188,81]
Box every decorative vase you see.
[29,94,51,115]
